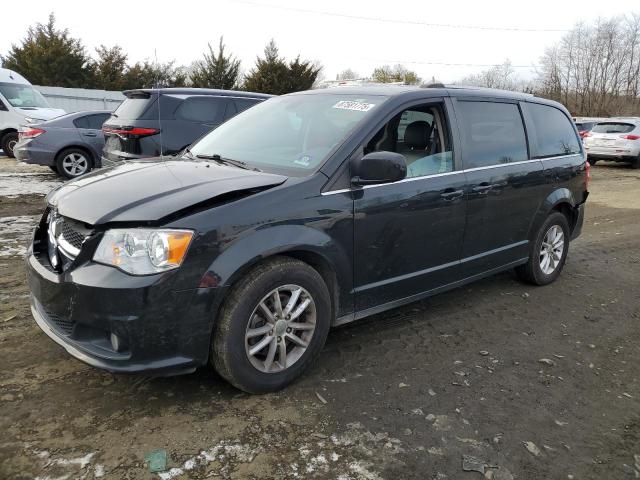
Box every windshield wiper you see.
[195,153,259,171]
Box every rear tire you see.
[631,156,640,169]
[212,257,331,393]
[516,212,570,286]
[587,156,598,166]
[1,132,18,158]
[55,148,92,179]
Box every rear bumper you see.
[14,142,56,166]
[27,250,221,376]
[585,145,640,161]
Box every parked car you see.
[101,88,271,166]
[583,119,640,168]
[0,68,65,157]
[14,110,111,178]
[27,86,588,393]
[574,121,597,139]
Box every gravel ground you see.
[0,155,639,480]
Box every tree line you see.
[458,14,640,116]
[0,14,322,94]
[1,14,423,95]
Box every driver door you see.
[353,100,467,314]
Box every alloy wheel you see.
[62,153,89,176]
[539,225,565,275]
[245,284,317,373]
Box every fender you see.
[202,224,353,316]
[527,187,577,241]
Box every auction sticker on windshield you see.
[332,100,376,112]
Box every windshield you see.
[189,93,387,175]
[0,82,50,108]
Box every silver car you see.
[583,118,640,168]
[14,111,111,178]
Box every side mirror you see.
[351,151,407,186]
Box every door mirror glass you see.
[351,151,407,185]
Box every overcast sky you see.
[1,0,639,84]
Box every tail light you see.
[619,134,640,140]
[584,159,591,192]
[19,127,45,139]
[102,126,160,138]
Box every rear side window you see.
[591,122,635,134]
[234,98,260,113]
[524,103,581,158]
[174,96,225,123]
[74,113,110,130]
[456,101,528,169]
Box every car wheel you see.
[631,156,640,169]
[587,156,598,166]
[1,132,18,158]
[516,211,570,286]
[49,165,58,173]
[212,256,331,393]
[55,148,92,179]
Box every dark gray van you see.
[28,86,588,393]
[101,88,271,165]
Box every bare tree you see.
[336,68,359,81]
[536,15,640,116]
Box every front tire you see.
[55,148,92,179]
[1,132,18,158]
[212,257,331,393]
[516,212,570,286]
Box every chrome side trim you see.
[321,153,582,196]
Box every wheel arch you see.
[204,225,351,326]
[55,144,96,167]
[528,188,580,240]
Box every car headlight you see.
[93,229,194,275]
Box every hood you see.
[17,107,66,121]
[47,160,287,225]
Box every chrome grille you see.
[60,220,86,250]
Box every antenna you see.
[154,48,164,157]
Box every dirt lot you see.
[0,156,639,480]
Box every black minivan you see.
[101,88,271,165]
[28,86,588,393]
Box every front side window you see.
[456,101,528,169]
[190,93,387,176]
[365,103,453,178]
[0,82,50,108]
[524,102,581,158]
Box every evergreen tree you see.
[243,40,321,94]
[123,60,187,89]
[190,37,241,89]
[1,13,94,88]
[93,45,128,90]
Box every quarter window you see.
[175,96,225,123]
[456,101,528,169]
[524,103,581,158]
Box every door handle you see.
[472,183,493,194]
[83,132,97,137]
[440,188,463,200]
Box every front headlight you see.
[93,229,194,275]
